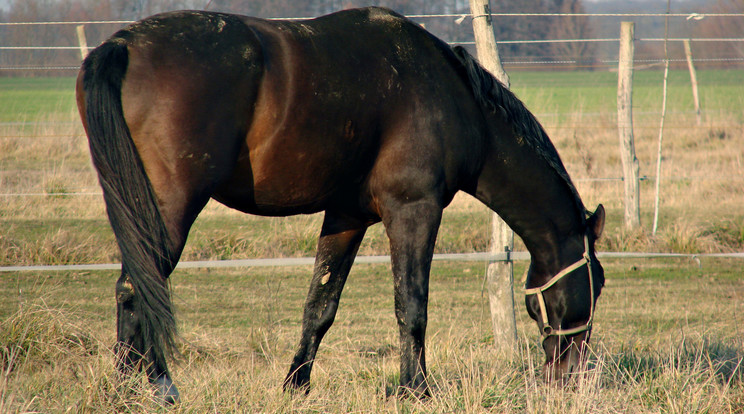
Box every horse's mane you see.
[451,46,587,216]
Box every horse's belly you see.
[213,159,360,216]
[216,114,375,215]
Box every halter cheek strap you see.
[523,235,595,337]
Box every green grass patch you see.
[0,77,78,123]
[510,69,744,122]
[3,69,744,124]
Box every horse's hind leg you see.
[283,212,367,393]
[112,177,212,404]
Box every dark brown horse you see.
[76,7,605,403]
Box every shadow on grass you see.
[606,336,743,387]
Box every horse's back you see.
[95,8,486,219]
[238,8,485,215]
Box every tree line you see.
[0,0,739,76]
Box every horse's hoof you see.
[151,375,180,405]
[386,384,431,400]
[282,376,311,396]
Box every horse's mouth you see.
[542,333,589,383]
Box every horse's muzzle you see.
[542,330,590,384]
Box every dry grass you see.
[0,260,741,413]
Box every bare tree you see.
[693,0,744,65]
[548,0,596,69]
[0,0,601,77]
[489,0,558,62]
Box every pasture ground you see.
[1,258,743,412]
[1,70,743,412]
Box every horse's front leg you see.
[283,212,367,393]
[382,197,442,398]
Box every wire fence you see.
[1,11,742,196]
[1,40,743,67]
[3,173,744,198]
[1,10,743,265]
[1,11,743,70]
[2,11,744,25]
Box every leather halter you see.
[524,235,595,337]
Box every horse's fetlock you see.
[116,277,135,303]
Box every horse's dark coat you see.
[76,7,605,400]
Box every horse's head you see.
[525,204,605,382]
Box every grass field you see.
[1,70,743,412]
[1,259,742,412]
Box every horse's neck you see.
[512,205,584,276]
[519,215,585,277]
[475,123,585,276]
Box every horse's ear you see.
[587,204,605,240]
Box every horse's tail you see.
[79,38,178,373]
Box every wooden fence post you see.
[468,0,517,358]
[683,39,702,126]
[469,0,510,87]
[76,25,88,60]
[617,22,641,230]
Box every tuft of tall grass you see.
[0,292,175,413]
[705,218,744,251]
[604,336,744,413]
[661,221,712,254]
[599,225,652,253]
[595,216,744,255]
[1,300,98,373]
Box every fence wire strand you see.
[1,251,742,273]
[3,12,744,26]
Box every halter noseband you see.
[524,235,595,337]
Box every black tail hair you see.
[451,45,586,214]
[81,38,178,374]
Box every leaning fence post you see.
[76,25,88,60]
[617,21,641,230]
[468,0,518,358]
[683,39,702,126]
